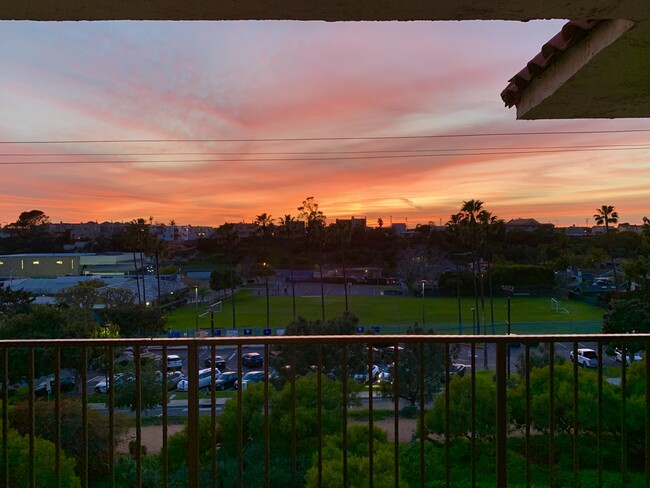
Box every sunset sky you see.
[1,20,649,228]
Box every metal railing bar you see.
[210,343,218,488]
[471,342,476,488]
[393,342,399,488]
[645,338,650,487]
[27,347,35,488]
[290,344,297,488]
[419,342,425,488]
[572,341,579,487]
[264,343,270,488]
[236,343,243,488]
[187,343,200,488]
[2,333,649,349]
[368,341,374,488]
[549,342,555,488]
[1,348,7,488]
[81,346,88,488]
[162,344,168,488]
[525,344,531,488]
[54,346,61,488]
[621,342,628,485]
[135,346,143,487]
[108,345,116,488]
[317,344,323,488]
[342,344,348,488]
[444,344,450,487]
[597,341,603,488]
[496,341,507,488]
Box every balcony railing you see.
[0,333,648,487]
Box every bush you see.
[400,404,419,419]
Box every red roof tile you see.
[501,19,599,108]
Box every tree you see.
[279,214,298,319]
[209,266,243,297]
[254,213,275,328]
[217,223,241,328]
[305,426,402,488]
[509,364,621,435]
[298,197,327,321]
[594,205,620,293]
[379,324,445,406]
[55,280,105,309]
[0,305,98,383]
[297,196,326,235]
[425,374,496,439]
[113,358,164,412]
[7,209,50,230]
[0,283,34,318]
[601,298,650,358]
[10,398,130,481]
[0,426,80,487]
[269,312,366,381]
[101,303,166,337]
[216,376,359,487]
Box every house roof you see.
[500,20,599,109]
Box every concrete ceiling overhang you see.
[2,0,650,120]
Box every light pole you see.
[263,262,270,328]
[471,308,476,335]
[507,295,512,378]
[421,280,426,326]
[194,285,199,333]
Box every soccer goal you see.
[550,298,569,314]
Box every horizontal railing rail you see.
[0,333,648,488]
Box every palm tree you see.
[298,197,327,322]
[279,214,298,319]
[124,218,150,304]
[594,205,620,292]
[254,213,275,328]
[217,224,240,329]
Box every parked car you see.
[354,365,380,384]
[242,352,263,368]
[94,373,126,393]
[166,355,183,371]
[615,349,643,365]
[165,371,185,390]
[235,370,267,390]
[450,363,466,378]
[570,348,599,367]
[176,368,220,392]
[211,371,239,391]
[204,355,227,370]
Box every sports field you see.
[165,290,604,334]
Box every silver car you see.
[176,368,220,391]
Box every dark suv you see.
[242,352,263,368]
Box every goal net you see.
[550,298,569,314]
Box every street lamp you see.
[194,285,199,332]
[471,308,476,335]
[263,262,270,328]
[421,280,426,326]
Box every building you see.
[0,252,142,279]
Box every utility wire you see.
[0,145,649,165]
[1,128,650,144]
[1,143,650,158]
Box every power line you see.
[1,128,650,145]
[2,142,650,158]
[0,144,649,165]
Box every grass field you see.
[165,291,604,334]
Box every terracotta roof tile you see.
[501,19,600,108]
